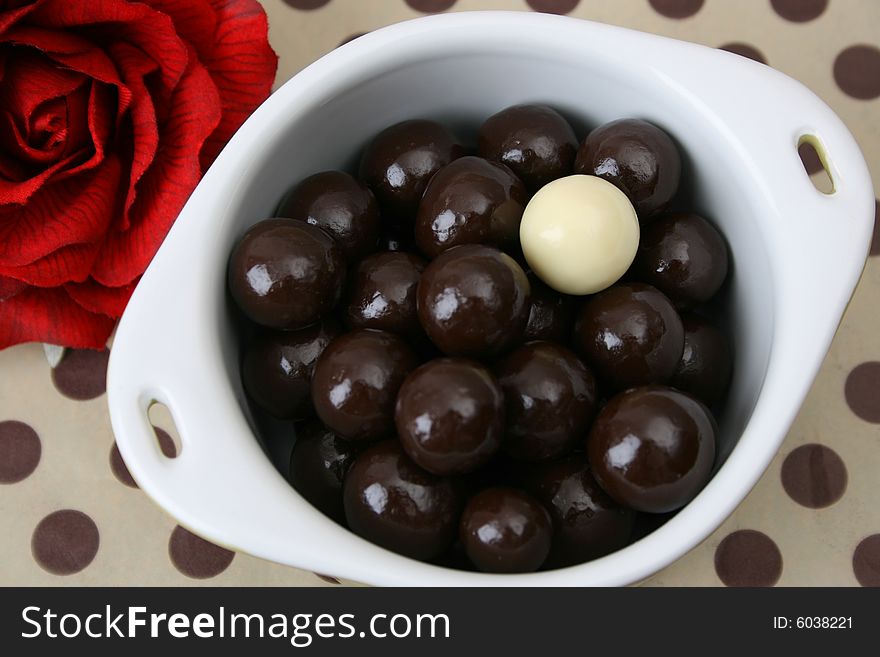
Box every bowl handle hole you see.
[798,136,834,195]
[147,401,182,459]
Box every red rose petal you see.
[65,278,136,318]
[143,0,218,62]
[0,155,122,266]
[0,285,114,350]
[0,0,40,33]
[0,81,112,202]
[92,53,221,287]
[3,25,133,121]
[0,276,26,301]
[106,41,160,231]
[81,81,113,171]
[30,0,189,100]
[0,147,27,181]
[0,241,100,287]
[199,0,277,166]
[0,126,88,205]
[0,49,84,125]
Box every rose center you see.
[28,97,68,152]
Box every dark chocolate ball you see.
[344,251,426,339]
[395,358,504,475]
[277,170,381,261]
[631,212,729,308]
[415,156,528,259]
[574,118,681,221]
[496,342,599,462]
[359,119,463,222]
[670,314,733,407]
[343,440,463,560]
[417,244,531,357]
[524,271,575,343]
[228,218,346,329]
[290,421,360,524]
[526,454,635,567]
[478,104,578,192]
[459,488,552,573]
[573,282,684,391]
[588,386,716,513]
[311,329,418,441]
[241,318,342,420]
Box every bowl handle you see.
[685,54,875,308]
[106,258,313,542]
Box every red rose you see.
[0,0,277,349]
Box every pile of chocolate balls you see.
[227,104,731,573]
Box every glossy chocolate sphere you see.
[343,440,462,560]
[526,454,635,567]
[631,212,729,308]
[344,251,426,339]
[311,329,418,441]
[588,386,716,513]
[359,119,463,221]
[417,244,531,357]
[290,421,360,524]
[460,487,552,573]
[241,318,342,419]
[573,283,684,391]
[670,314,733,407]
[524,272,575,343]
[228,218,345,329]
[496,342,599,462]
[574,119,681,221]
[395,358,504,475]
[277,170,381,261]
[415,156,528,259]
[478,104,578,192]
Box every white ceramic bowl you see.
[107,12,875,586]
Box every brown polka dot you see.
[798,141,824,175]
[314,572,341,584]
[52,348,109,400]
[405,0,457,13]
[719,43,767,65]
[781,444,847,508]
[109,428,177,488]
[281,0,331,9]
[526,0,581,14]
[154,427,178,458]
[770,0,828,22]
[32,510,99,575]
[0,420,41,483]
[834,45,880,100]
[109,443,137,488]
[169,526,234,579]
[853,535,880,587]
[845,362,880,423]
[648,0,704,19]
[338,32,367,48]
[870,199,879,257]
[714,530,782,587]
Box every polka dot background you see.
[1,0,878,587]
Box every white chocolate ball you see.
[520,175,640,295]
